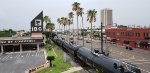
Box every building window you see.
[146,32,149,37]
[143,33,145,37]
[144,32,149,37]
[129,32,134,36]
[126,32,128,36]
[116,32,120,36]
[138,33,140,37]
[113,32,115,35]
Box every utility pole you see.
[101,22,104,54]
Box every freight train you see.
[50,35,141,73]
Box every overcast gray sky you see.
[0,0,150,31]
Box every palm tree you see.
[87,9,97,49]
[79,7,85,46]
[49,23,55,33]
[72,2,80,44]
[61,17,65,36]
[44,16,51,25]
[68,12,74,42]
[67,19,72,42]
[57,18,61,35]
[44,16,51,38]
[61,17,68,38]
[46,23,55,37]
[64,17,68,40]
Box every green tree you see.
[68,12,74,42]
[64,17,68,40]
[72,2,80,44]
[46,23,55,37]
[44,16,51,24]
[67,19,72,42]
[87,9,97,49]
[44,16,51,38]
[47,56,55,67]
[79,7,85,46]
[57,18,62,34]
[8,29,13,34]
[61,17,65,35]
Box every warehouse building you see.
[106,28,150,50]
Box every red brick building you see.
[106,28,150,50]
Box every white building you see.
[101,8,113,28]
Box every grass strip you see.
[37,43,71,73]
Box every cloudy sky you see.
[0,0,150,31]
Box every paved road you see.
[0,51,45,73]
[61,35,150,73]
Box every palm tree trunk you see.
[64,25,65,38]
[66,25,68,41]
[49,28,50,38]
[69,24,70,42]
[72,18,75,44]
[82,16,84,47]
[91,23,93,49]
[77,15,79,44]
[61,25,63,37]
[59,24,60,36]
[51,29,52,37]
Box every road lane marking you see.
[10,57,13,58]
[120,59,131,61]
[5,54,11,61]
[130,55,135,59]
[26,52,30,58]
[120,52,122,55]
[111,50,140,61]
[126,59,150,62]
[2,54,10,61]
[132,62,150,65]
[25,53,28,57]
[36,52,38,56]
[110,48,146,61]
[114,59,150,73]
[16,53,21,59]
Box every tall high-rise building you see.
[101,8,113,27]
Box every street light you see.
[100,22,104,54]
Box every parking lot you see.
[0,51,45,73]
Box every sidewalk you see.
[61,67,82,73]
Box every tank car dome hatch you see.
[91,49,103,56]
[54,36,58,39]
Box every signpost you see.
[31,11,43,33]
[0,39,43,44]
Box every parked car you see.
[86,40,91,43]
[125,46,133,50]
